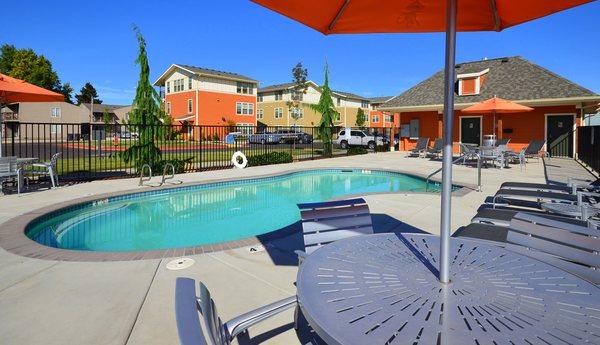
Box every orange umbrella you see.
[251,0,593,284]
[462,96,533,136]
[0,73,64,103]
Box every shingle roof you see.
[177,64,257,83]
[383,56,597,109]
[81,103,129,113]
[369,96,394,104]
[332,90,369,101]
[258,82,295,93]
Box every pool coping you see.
[0,167,475,262]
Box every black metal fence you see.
[578,125,600,175]
[0,122,398,181]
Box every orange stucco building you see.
[381,56,599,157]
[154,64,258,139]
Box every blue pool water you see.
[26,169,453,252]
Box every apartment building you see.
[257,81,370,128]
[154,64,258,138]
[368,96,398,128]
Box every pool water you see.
[26,169,451,252]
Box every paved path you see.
[0,152,547,344]
[543,157,598,185]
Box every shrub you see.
[151,157,193,174]
[212,133,220,142]
[347,147,368,155]
[375,144,390,152]
[247,152,293,167]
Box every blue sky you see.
[3,0,599,104]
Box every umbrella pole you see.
[439,0,457,284]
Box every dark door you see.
[461,117,481,145]
[547,115,574,157]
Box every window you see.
[187,99,193,114]
[289,107,303,119]
[372,115,380,123]
[257,95,263,102]
[335,113,341,121]
[275,108,283,119]
[236,102,254,115]
[166,102,171,114]
[292,90,303,101]
[384,114,392,122]
[188,78,192,90]
[51,107,61,118]
[339,130,345,136]
[275,92,283,101]
[257,109,264,119]
[166,81,170,94]
[351,131,366,137]
[337,97,341,106]
[172,78,186,92]
[50,124,60,134]
[361,100,369,108]
[236,82,253,94]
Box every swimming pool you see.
[26,169,454,252]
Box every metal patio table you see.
[296,233,600,345]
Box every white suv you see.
[335,128,386,149]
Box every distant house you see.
[80,103,132,124]
[1,101,131,140]
[368,96,397,128]
[381,56,600,157]
[257,80,371,128]
[153,64,258,138]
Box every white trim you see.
[457,68,489,79]
[153,64,257,86]
[459,115,483,145]
[543,113,577,157]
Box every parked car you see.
[274,129,313,144]
[335,128,387,149]
[248,131,280,145]
[119,131,139,139]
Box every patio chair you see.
[26,152,61,188]
[494,138,510,147]
[425,138,443,159]
[175,277,296,345]
[407,137,429,158]
[506,212,600,285]
[458,143,479,165]
[0,156,23,195]
[491,187,600,209]
[295,198,373,264]
[471,206,593,228]
[478,146,505,168]
[500,181,599,194]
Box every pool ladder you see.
[139,163,183,187]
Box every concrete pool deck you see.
[0,152,553,344]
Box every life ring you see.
[231,151,248,169]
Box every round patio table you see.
[541,202,599,219]
[296,233,600,345]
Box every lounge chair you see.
[471,206,593,227]
[407,137,429,158]
[507,212,600,285]
[425,138,443,159]
[500,181,599,194]
[295,198,373,264]
[491,188,600,209]
[494,138,510,147]
[0,156,23,195]
[506,140,546,163]
[175,277,296,345]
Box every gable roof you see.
[369,96,394,104]
[153,64,257,85]
[382,56,598,110]
[258,80,369,101]
[332,90,369,101]
[81,103,129,113]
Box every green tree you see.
[310,63,338,157]
[0,44,61,91]
[0,44,17,74]
[355,108,366,128]
[75,82,102,105]
[121,26,163,171]
[58,82,74,104]
[286,62,308,126]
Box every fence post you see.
[88,123,92,175]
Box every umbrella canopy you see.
[462,96,533,136]
[0,73,64,103]
[462,96,533,114]
[251,0,592,34]
[251,0,593,284]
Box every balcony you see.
[1,112,19,121]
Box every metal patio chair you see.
[458,143,479,165]
[425,138,443,159]
[26,152,61,188]
[175,277,296,345]
[506,212,600,285]
[295,198,374,264]
[407,137,429,158]
[0,156,23,195]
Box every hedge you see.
[247,152,293,167]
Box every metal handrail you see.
[425,152,482,192]
[161,163,182,185]
[139,164,152,186]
